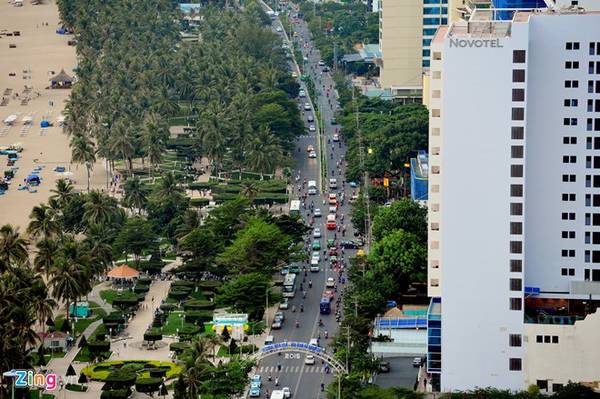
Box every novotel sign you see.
[261,342,322,354]
[449,38,504,48]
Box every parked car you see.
[333,133,339,142]
[282,387,291,398]
[318,60,325,66]
[306,145,314,152]
[280,266,289,275]
[413,357,422,368]
[312,240,321,250]
[271,320,282,329]
[304,102,311,111]
[249,384,261,397]
[380,361,391,373]
[307,114,314,122]
[299,89,306,97]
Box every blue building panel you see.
[492,0,547,20]
[410,150,429,202]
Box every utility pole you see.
[333,42,338,72]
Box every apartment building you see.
[426,6,600,393]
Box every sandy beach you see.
[0,0,105,230]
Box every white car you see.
[299,89,306,97]
[309,125,316,132]
[313,228,321,238]
[314,208,322,217]
[333,133,339,142]
[310,258,320,272]
[318,60,325,66]
[308,151,317,158]
[304,102,311,111]
[312,251,320,260]
[282,387,291,398]
[305,354,315,365]
[276,27,283,32]
[326,277,335,288]
[329,206,337,214]
[291,72,298,78]
[279,298,289,310]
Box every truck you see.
[270,390,285,399]
[307,180,317,195]
[320,297,331,315]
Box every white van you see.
[307,180,317,195]
[265,335,274,345]
[329,178,337,189]
[310,258,320,272]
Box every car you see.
[330,117,337,125]
[280,266,289,275]
[326,277,335,288]
[309,338,319,346]
[279,298,289,310]
[249,385,261,397]
[274,311,285,322]
[282,387,291,398]
[310,260,320,272]
[305,354,315,365]
[327,238,336,248]
[314,208,322,217]
[380,361,391,373]
[332,133,339,142]
[276,27,282,32]
[312,251,320,259]
[324,290,335,300]
[313,227,321,238]
[318,60,325,66]
[329,255,338,264]
[309,125,316,132]
[289,264,301,274]
[349,181,358,188]
[329,206,337,214]
[340,240,357,249]
[299,89,306,97]
[322,66,330,72]
[303,56,308,62]
[328,193,337,205]
[306,145,314,152]
[304,102,311,111]
[291,71,298,78]
[312,240,321,250]
[271,320,282,329]
[307,115,314,122]
[251,375,262,387]
[413,357,422,368]
[328,247,338,256]
[308,151,317,158]
[329,178,337,189]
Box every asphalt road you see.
[251,6,359,399]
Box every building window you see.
[510,298,522,311]
[510,241,522,254]
[511,146,524,158]
[513,50,526,63]
[512,89,525,102]
[566,42,580,50]
[510,278,522,291]
[510,203,523,216]
[564,99,578,107]
[563,155,577,163]
[563,118,577,126]
[562,231,576,239]
[561,193,576,201]
[511,126,524,140]
[536,335,543,343]
[510,222,523,235]
[513,70,525,83]
[511,165,523,178]
[432,109,440,117]
[512,108,525,121]
[563,136,577,144]
[510,184,523,197]
[565,61,580,69]
[509,358,522,371]
[510,259,523,273]
[562,174,576,182]
[509,334,522,347]
[564,80,579,88]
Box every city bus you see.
[282,273,297,298]
[290,200,301,217]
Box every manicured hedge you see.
[135,377,162,393]
[159,303,176,312]
[137,277,152,286]
[169,342,190,354]
[105,370,136,388]
[168,286,192,301]
[190,198,210,207]
[198,281,221,292]
[184,310,213,323]
[143,329,162,343]
[100,388,131,399]
[170,281,196,288]
[148,368,167,378]
[133,285,150,294]
[82,360,183,381]
[182,299,215,311]
[88,340,110,353]
[177,325,201,340]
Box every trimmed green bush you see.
[168,286,192,301]
[182,299,215,311]
[100,388,131,399]
[133,285,150,294]
[105,370,136,388]
[159,303,176,312]
[184,310,213,323]
[198,281,221,292]
[103,312,125,326]
[148,368,167,378]
[88,340,110,354]
[177,325,201,340]
[134,377,162,393]
[143,328,162,343]
[169,342,190,354]
[190,198,210,207]
[170,281,196,288]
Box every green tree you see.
[123,176,149,214]
[70,133,96,192]
[368,229,427,284]
[113,217,157,265]
[27,204,60,241]
[0,224,29,272]
[217,273,271,320]
[217,218,291,274]
[372,199,427,242]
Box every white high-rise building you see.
[426,5,600,393]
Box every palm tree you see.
[83,191,117,227]
[0,225,29,273]
[240,181,260,200]
[50,179,74,207]
[123,177,148,214]
[245,127,282,179]
[143,113,168,174]
[30,278,56,334]
[109,121,135,175]
[27,204,59,241]
[70,133,97,192]
[34,238,58,279]
[49,237,92,322]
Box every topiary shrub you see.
[177,325,201,341]
[100,388,131,399]
[148,368,167,378]
[88,340,110,354]
[104,370,136,389]
[137,277,152,286]
[168,286,192,301]
[159,303,176,312]
[182,299,215,311]
[134,377,162,394]
[170,281,196,288]
[143,328,163,343]
[198,281,221,292]
[169,342,190,354]
[133,285,150,294]
[184,310,213,323]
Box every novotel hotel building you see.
[426,5,600,393]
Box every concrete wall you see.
[379,0,423,89]
[524,311,600,391]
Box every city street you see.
[252,5,358,399]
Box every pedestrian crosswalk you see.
[257,365,328,374]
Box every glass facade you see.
[422,1,448,68]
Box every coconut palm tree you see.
[83,191,118,227]
[34,238,58,279]
[70,133,97,192]
[240,181,260,200]
[50,179,74,207]
[27,204,59,241]
[109,121,135,175]
[0,225,29,273]
[245,127,283,179]
[143,113,168,174]
[123,177,148,214]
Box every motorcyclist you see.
[295,320,300,328]
[309,280,313,288]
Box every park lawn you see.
[100,290,118,304]
[29,391,55,399]
[162,312,198,336]
[81,360,183,381]
[31,351,66,365]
